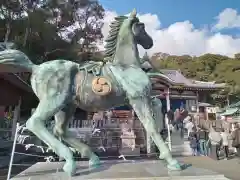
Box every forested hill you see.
[150,52,240,104]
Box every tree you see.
[153,52,240,106]
[234,53,240,60]
[0,0,105,63]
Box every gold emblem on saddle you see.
[92,77,112,96]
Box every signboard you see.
[206,107,217,113]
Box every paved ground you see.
[179,156,240,180]
[170,130,240,180]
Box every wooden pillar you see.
[11,97,21,140]
[165,87,172,150]
[196,91,200,125]
[196,91,199,113]
[206,108,209,121]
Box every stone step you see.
[170,132,192,156]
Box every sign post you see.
[7,123,20,180]
[165,115,172,151]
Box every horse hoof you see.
[53,127,64,137]
[63,160,77,176]
[158,151,169,160]
[89,155,101,168]
[159,154,165,160]
[167,161,182,171]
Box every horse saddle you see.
[78,61,112,96]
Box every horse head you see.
[104,9,153,66]
[130,9,153,49]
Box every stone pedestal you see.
[11,160,231,180]
[119,118,140,156]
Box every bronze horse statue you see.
[0,9,182,176]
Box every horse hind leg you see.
[26,99,76,176]
[54,105,100,168]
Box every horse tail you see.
[0,49,36,72]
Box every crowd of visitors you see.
[188,121,240,160]
[168,106,240,161]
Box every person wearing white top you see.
[185,120,194,137]
[220,129,230,160]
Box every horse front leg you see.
[129,96,182,171]
[151,97,166,159]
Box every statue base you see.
[11,160,230,180]
[119,147,140,156]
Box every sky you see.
[98,0,240,57]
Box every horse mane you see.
[103,16,128,62]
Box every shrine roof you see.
[223,101,240,110]
[220,107,239,116]
[0,73,32,93]
[149,69,225,89]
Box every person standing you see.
[185,119,194,137]
[208,127,222,160]
[231,123,240,161]
[167,109,174,125]
[180,107,189,134]
[189,129,198,156]
[174,108,180,130]
[198,127,208,156]
[205,130,210,156]
[220,129,230,160]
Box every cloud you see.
[99,9,240,57]
[214,8,240,30]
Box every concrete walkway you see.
[168,129,240,180]
[179,156,240,180]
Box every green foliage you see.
[0,0,105,63]
[153,53,240,104]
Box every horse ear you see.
[130,8,137,18]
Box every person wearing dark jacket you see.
[231,123,240,160]
[189,131,198,156]
[189,127,200,156]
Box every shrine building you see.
[0,72,36,140]
[109,69,225,115]
[149,69,225,113]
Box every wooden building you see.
[149,69,225,112]
[0,72,36,140]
